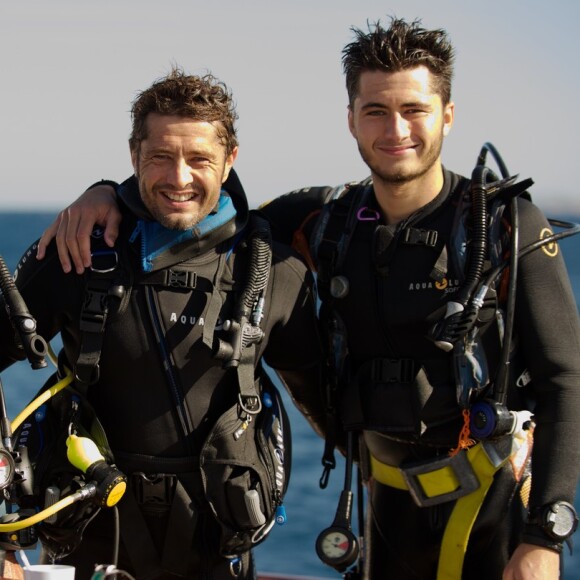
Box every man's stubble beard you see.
[358,130,444,188]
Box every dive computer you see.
[529,501,578,541]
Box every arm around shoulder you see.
[36,180,121,274]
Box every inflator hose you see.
[237,216,272,318]
[458,164,489,307]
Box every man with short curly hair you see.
[2,68,325,579]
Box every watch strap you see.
[525,501,578,555]
[522,523,564,554]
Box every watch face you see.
[550,504,577,538]
[319,530,351,560]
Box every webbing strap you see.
[370,451,472,496]
[118,489,164,580]
[76,276,114,384]
[118,478,197,579]
[160,479,198,576]
[314,183,372,300]
[436,444,509,579]
[370,442,514,579]
[203,251,227,349]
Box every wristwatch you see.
[529,501,579,541]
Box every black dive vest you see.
[309,170,531,447]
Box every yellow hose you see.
[0,494,78,532]
[4,351,100,531]
[11,369,73,432]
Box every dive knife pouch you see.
[199,374,291,556]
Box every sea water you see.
[0,212,578,579]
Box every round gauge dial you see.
[315,526,358,568]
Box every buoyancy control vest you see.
[300,164,538,446]
[14,172,294,577]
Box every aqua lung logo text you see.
[14,243,39,282]
[409,278,460,293]
[16,422,33,447]
[169,313,224,329]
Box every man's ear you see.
[443,102,454,137]
[347,105,357,139]
[222,146,239,183]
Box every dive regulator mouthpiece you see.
[66,434,127,507]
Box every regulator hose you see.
[458,164,490,307]
[213,215,273,367]
[237,215,272,323]
[0,255,47,369]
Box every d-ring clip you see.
[357,207,381,221]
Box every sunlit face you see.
[131,113,237,230]
[348,66,454,188]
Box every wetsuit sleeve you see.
[261,245,327,438]
[257,187,332,246]
[512,199,580,518]
[0,239,83,372]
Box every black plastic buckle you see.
[371,358,416,383]
[80,279,110,334]
[131,472,177,507]
[166,269,197,289]
[401,451,480,507]
[403,228,438,247]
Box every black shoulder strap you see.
[213,212,273,413]
[75,235,127,385]
[308,179,372,487]
[311,179,373,301]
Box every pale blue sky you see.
[2,0,579,214]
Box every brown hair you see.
[342,17,455,106]
[129,67,238,155]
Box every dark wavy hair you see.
[342,17,455,106]
[129,67,238,155]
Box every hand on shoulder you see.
[36,183,121,274]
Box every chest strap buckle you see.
[130,472,177,507]
[402,228,438,247]
[371,358,416,384]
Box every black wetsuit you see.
[260,168,580,578]
[0,172,325,579]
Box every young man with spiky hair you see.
[38,18,580,579]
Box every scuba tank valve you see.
[66,434,127,508]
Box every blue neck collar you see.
[131,192,236,272]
